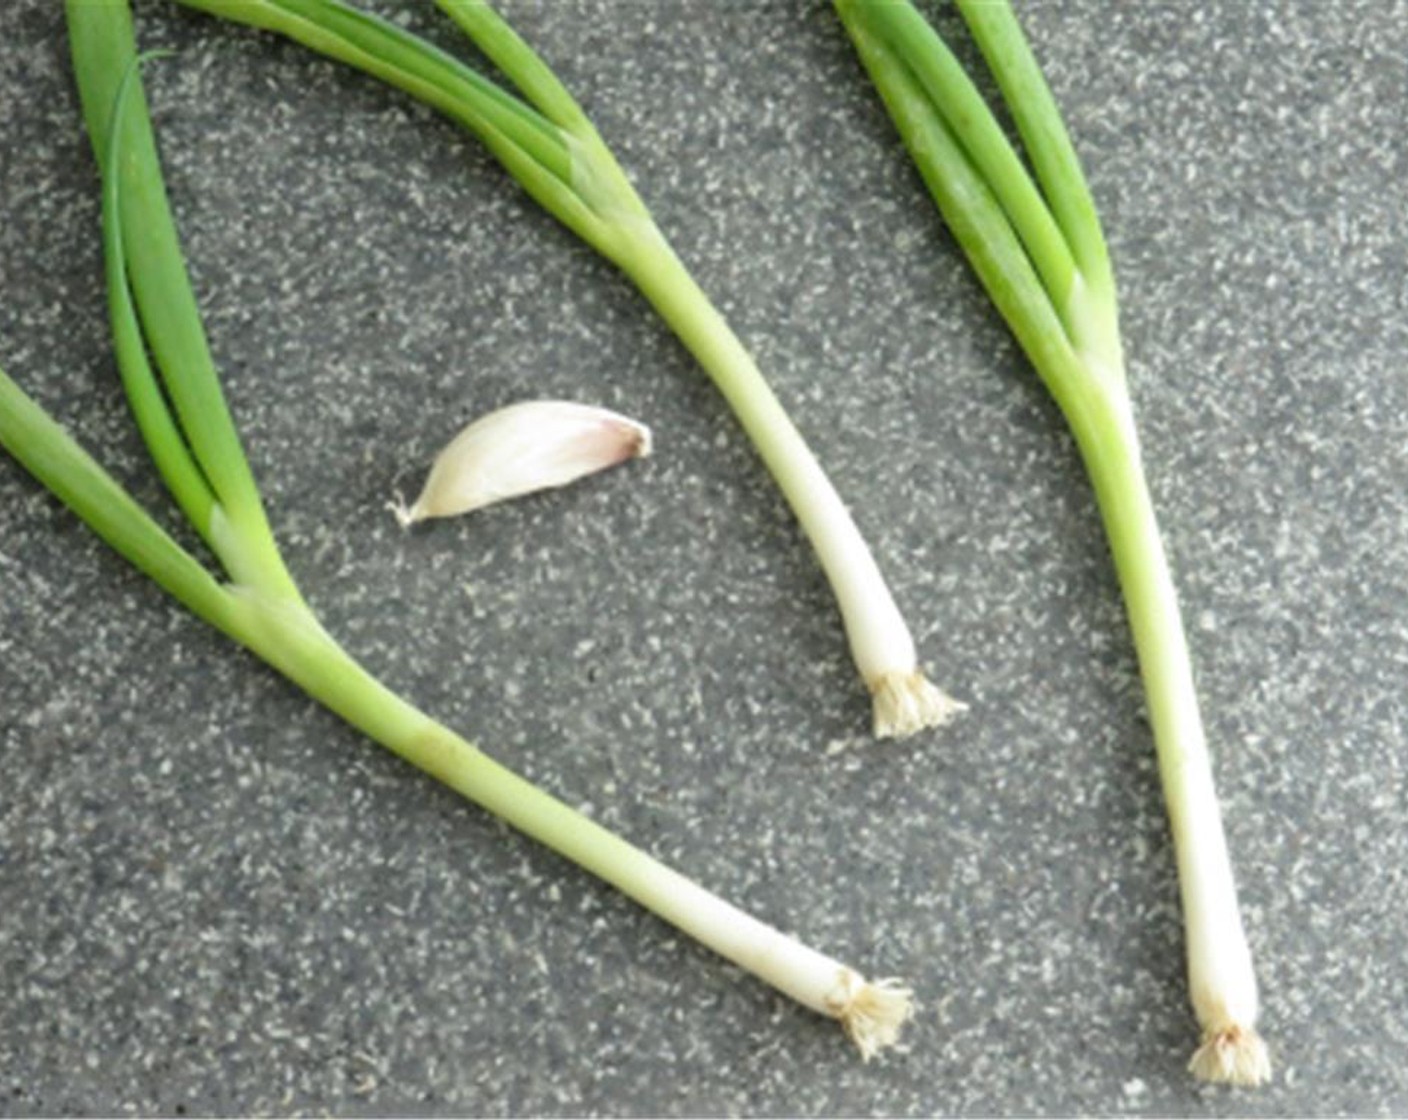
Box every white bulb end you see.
[1188,1024,1271,1087]
[869,670,967,739]
[835,976,914,1061]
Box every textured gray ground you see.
[2,0,1406,1115]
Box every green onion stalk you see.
[0,1,919,1059]
[833,0,1268,1086]
[167,0,963,741]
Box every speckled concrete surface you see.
[1,1,1405,1115]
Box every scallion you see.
[0,0,918,1059]
[834,0,1268,1085]
[168,0,963,739]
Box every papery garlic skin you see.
[392,400,651,527]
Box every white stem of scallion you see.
[228,588,915,1060]
[618,225,965,738]
[1074,396,1267,1086]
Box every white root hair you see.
[1188,1024,1271,1087]
[829,974,915,1061]
[871,670,967,739]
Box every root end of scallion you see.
[832,974,915,1061]
[870,669,967,739]
[1188,1023,1272,1087]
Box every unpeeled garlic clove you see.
[390,400,652,528]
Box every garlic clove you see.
[391,400,651,528]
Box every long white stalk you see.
[618,225,965,738]
[1076,397,1267,1085]
[238,590,916,1060]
